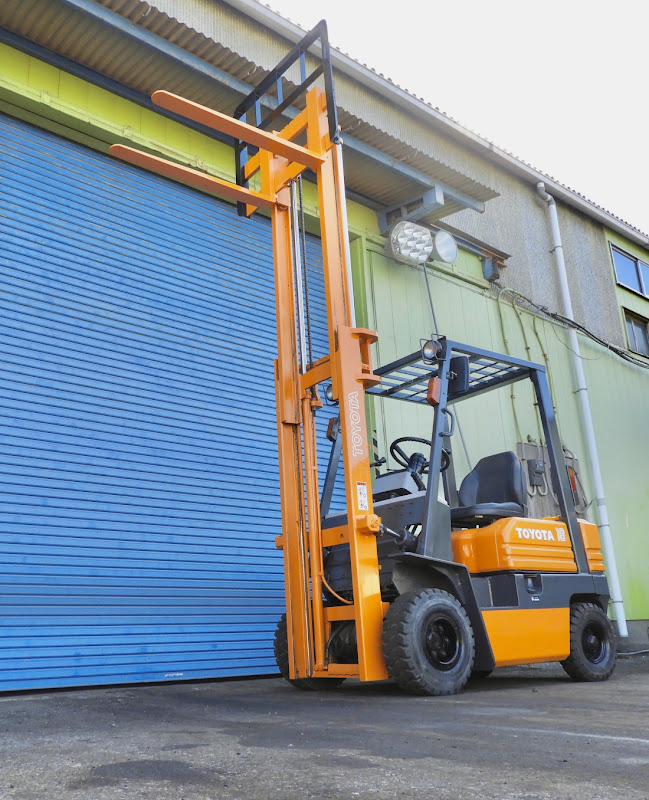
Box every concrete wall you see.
[448,182,627,347]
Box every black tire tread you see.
[274,614,345,691]
[560,602,617,682]
[382,588,475,696]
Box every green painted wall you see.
[361,247,555,479]
[358,246,649,621]
[597,232,649,616]
[2,44,648,622]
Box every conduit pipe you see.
[536,182,627,636]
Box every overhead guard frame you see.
[367,340,545,405]
[366,338,590,574]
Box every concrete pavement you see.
[1,656,648,800]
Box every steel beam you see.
[377,182,485,233]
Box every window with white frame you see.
[624,310,649,357]
[611,245,649,297]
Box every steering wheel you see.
[389,436,450,473]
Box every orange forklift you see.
[110,22,617,696]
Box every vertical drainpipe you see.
[536,182,628,637]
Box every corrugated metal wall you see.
[0,114,331,691]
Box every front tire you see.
[382,589,475,696]
[469,669,493,681]
[560,603,617,682]
[274,614,345,691]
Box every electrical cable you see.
[297,176,314,368]
[421,263,472,470]
[511,296,545,442]
[422,260,439,333]
[495,287,525,443]
[563,446,591,511]
[493,282,649,371]
[454,408,472,473]
[531,311,563,441]
[321,574,353,605]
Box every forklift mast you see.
[110,21,388,683]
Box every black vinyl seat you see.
[450,451,527,527]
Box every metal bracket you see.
[378,182,485,234]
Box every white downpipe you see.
[536,182,628,636]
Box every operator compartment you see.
[452,517,605,574]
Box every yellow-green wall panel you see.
[27,56,59,96]
[0,43,376,238]
[363,248,649,620]
[580,341,649,619]
[8,47,30,84]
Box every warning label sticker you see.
[356,481,369,511]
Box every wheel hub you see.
[423,614,461,671]
[582,623,608,664]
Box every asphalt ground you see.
[1,656,648,800]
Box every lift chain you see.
[298,176,314,369]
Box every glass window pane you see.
[613,249,641,292]
[634,321,649,357]
[640,261,649,296]
[625,313,649,357]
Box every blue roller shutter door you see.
[0,114,330,691]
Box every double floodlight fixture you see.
[386,221,458,267]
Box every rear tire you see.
[560,603,617,682]
[274,614,345,691]
[382,589,475,696]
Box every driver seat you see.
[450,451,527,527]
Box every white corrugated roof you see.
[226,0,648,244]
